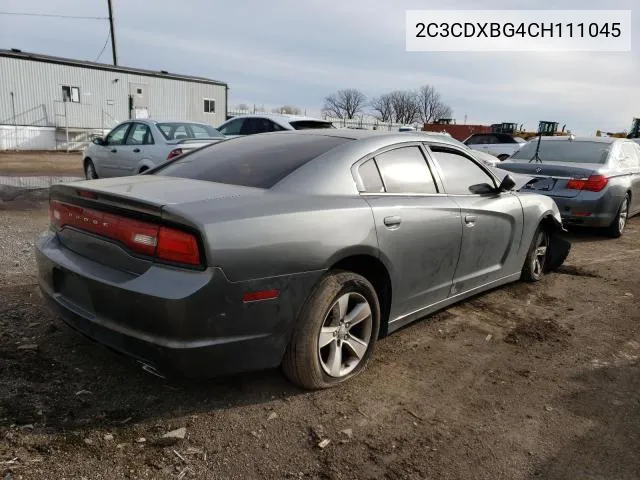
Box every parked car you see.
[217,113,334,137]
[463,132,527,160]
[497,136,640,237]
[38,130,570,389]
[83,120,226,179]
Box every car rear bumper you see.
[36,231,322,378]
[549,195,617,228]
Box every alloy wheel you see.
[532,231,548,278]
[618,197,629,234]
[318,292,373,378]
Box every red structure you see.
[422,123,491,141]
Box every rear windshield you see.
[510,140,611,164]
[156,122,225,141]
[153,133,351,188]
[289,120,335,130]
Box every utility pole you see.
[107,0,118,66]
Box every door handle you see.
[464,215,477,226]
[383,216,402,228]
[110,148,117,153]
[133,148,141,153]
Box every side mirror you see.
[92,136,106,145]
[469,183,495,195]
[498,174,516,192]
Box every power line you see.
[0,11,108,20]
[94,31,111,62]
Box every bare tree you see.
[235,103,250,111]
[370,94,394,122]
[415,85,452,124]
[389,90,420,124]
[323,89,367,119]
[272,105,301,115]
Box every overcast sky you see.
[1,0,638,134]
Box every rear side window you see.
[289,120,335,130]
[154,134,351,188]
[431,149,495,195]
[358,159,384,193]
[374,146,437,194]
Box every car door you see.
[355,143,463,322]
[427,145,524,294]
[100,123,131,177]
[121,122,155,174]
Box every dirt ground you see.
[1,201,639,480]
[0,152,83,176]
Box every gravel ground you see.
[1,201,639,480]
[0,152,83,177]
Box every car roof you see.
[532,135,620,144]
[225,113,330,123]
[121,119,213,127]
[269,130,474,195]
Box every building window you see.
[203,99,215,114]
[62,86,80,103]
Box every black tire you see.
[282,270,381,390]
[84,159,98,180]
[521,225,549,282]
[604,194,629,238]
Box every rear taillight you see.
[167,148,183,161]
[49,200,201,266]
[566,174,608,192]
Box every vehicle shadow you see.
[529,360,640,479]
[0,289,304,434]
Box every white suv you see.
[218,113,335,138]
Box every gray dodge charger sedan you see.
[36,130,570,389]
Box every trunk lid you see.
[48,176,266,271]
[497,161,605,198]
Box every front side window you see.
[106,123,130,146]
[204,99,215,114]
[218,118,245,136]
[466,134,488,145]
[126,123,154,145]
[431,149,496,195]
[374,146,437,194]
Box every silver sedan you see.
[83,119,225,179]
[38,130,570,389]
[498,136,640,237]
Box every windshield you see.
[156,122,225,141]
[289,120,335,130]
[509,140,611,164]
[152,133,351,188]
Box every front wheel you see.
[84,159,98,180]
[521,226,549,282]
[282,270,380,390]
[604,194,629,238]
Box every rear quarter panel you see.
[163,194,379,282]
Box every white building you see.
[0,49,228,150]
